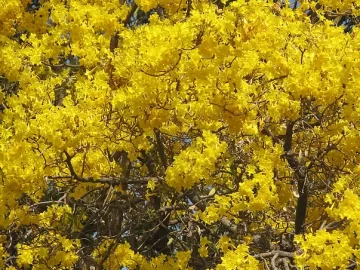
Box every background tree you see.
[0,0,359,269]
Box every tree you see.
[0,0,359,269]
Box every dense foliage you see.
[0,0,360,269]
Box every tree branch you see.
[282,121,308,235]
[154,128,168,169]
[47,175,153,185]
[254,250,294,259]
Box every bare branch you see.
[282,258,290,270]
[47,175,155,185]
[271,252,279,270]
[254,251,294,259]
[154,128,168,169]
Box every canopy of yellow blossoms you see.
[0,0,360,269]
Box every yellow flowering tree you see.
[0,0,360,269]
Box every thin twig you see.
[41,61,82,68]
